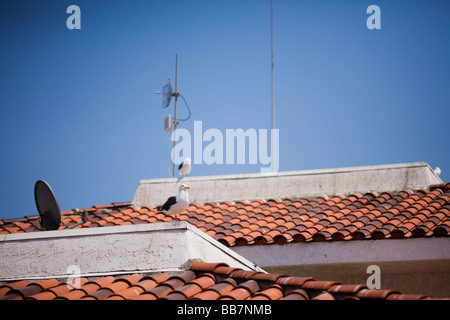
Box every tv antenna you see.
[34,180,88,231]
[270,0,276,172]
[156,54,191,177]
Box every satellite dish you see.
[161,78,173,109]
[34,180,61,231]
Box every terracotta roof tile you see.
[356,288,401,299]
[164,283,204,300]
[0,279,60,300]
[249,284,284,300]
[138,286,170,300]
[190,262,228,273]
[193,278,237,300]
[0,262,444,300]
[312,292,335,300]
[219,287,251,300]
[302,280,342,291]
[28,279,88,300]
[386,293,429,300]
[282,288,309,300]
[328,284,366,295]
[276,276,315,287]
[1,186,449,250]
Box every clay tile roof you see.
[190,262,228,273]
[356,288,401,300]
[282,288,309,300]
[0,280,29,296]
[2,184,449,247]
[1,182,449,303]
[249,284,283,300]
[0,279,59,300]
[311,292,335,300]
[0,262,440,300]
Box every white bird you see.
[178,157,191,176]
[157,184,190,217]
[434,167,442,177]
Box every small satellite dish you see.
[161,78,173,109]
[34,180,61,231]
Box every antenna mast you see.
[270,0,275,172]
[158,54,191,178]
[172,54,179,177]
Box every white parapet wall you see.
[133,162,443,207]
[0,221,260,281]
[232,237,450,268]
[231,237,450,297]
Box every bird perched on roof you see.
[178,157,191,176]
[157,184,190,218]
[434,167,442,177]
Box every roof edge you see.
[137,162,437,184]
[0,221,260,281]
[133,162,443,206]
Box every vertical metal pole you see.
[173,54,179,177]
[270,0,275,172]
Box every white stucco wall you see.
[0,221,259,281]
[231,237,450,297]
[133,162,442,207]
[232,237,450,268]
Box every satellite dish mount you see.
[156,54,191,177]
[34,180,62,231]
[34,179,88,231]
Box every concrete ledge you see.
[233,237,450,297]
[133,162,442,207]
[0,222,260,281]
[232,237,450,267]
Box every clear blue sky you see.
[1,0,449,220]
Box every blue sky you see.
[1,0,449,220]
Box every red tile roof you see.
[1,183,449,247]
[0,262,440,300]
